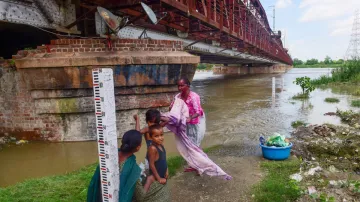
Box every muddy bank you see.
[290,110,360,201]
[171,150,262,202]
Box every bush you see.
[324,98,340,103]
[292,93,310,100]
[291,121,305,128]
[311,60,360,85]
[293,76,315,95]
[351,100,360,107]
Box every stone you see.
[305,166,322,176]
[290,173,303,182]
[308,186,317,195]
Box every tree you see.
[197,63,206,69]
[335,59,344,64]
[305,58,319,65]
[324,56,332,64]
[293,76,315,95]
[293,58,303,66]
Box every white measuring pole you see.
[92,68,119,202]
[272,77,276,97]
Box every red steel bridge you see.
[0,0,292,65]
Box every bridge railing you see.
[159,0,292,65]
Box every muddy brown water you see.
[1,68,359,187]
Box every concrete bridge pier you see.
[0,39,199,141]
[213,64,293,75]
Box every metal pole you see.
[273,7,275,31]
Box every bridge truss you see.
[92,0,292,65]
[0,0,292,65]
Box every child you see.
[133,109,168,147]
[133,109,169,192]
[143,124,168,192]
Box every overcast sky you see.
[260,0,360,61]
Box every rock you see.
[328,165,340,173]
[305,166,322,176]
[290,173,303,182]
[308,186,317,195]
[354,123,360,129]
[329,180,342,188]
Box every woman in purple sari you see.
[170,77,206,172]
[164,96,231,180]
[172,77,206,147]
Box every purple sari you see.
[163,98,232,180]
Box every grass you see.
[351,100,360,107]
[252,158,302,202]
[292,93,310,100]
[311,60,360,85]
[0,164,97,202]
[324,97,340,103]
[0,145,220,202]
[167,156,186,177]
[291,120,306,128]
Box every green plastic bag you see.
[266,133,289,147]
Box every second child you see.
[143,124,168,192]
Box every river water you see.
[1,68,358,187]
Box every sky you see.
[260,0,360,61]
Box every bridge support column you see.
[0,39,199,141]
[213,64,292,75]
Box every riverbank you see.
[290,111,360,201]
[294,64,342,68]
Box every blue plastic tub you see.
[260,143,293,160]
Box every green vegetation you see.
[293,56,344,68]
[294,64,343,68]
[167,156,186,177]
[292,93,310,100]
[8,59,15,67]
[324,98,340,103]
[351,100,360,107]
[197,63,214,70]
[252,158,302,202]
[311,60,360,85]
[336,109,360,126]
[291,120,306,128]
[293,76,315,100]
[0,164,96,202]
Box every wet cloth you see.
[186,114,206,147]
[132,179,170,202]
[164,98,232,180]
